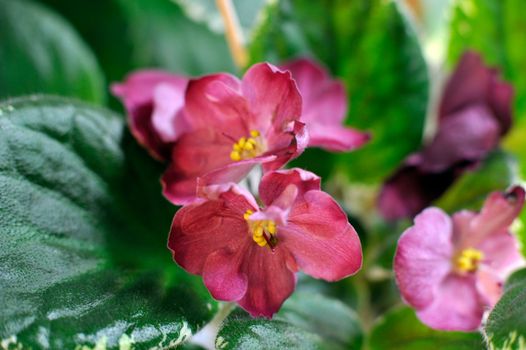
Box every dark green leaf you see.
[0,96,217,349]
[116,0,236,76]
[434,150,519,213]
[250,0,429,183]
[485,269,526,349]
[0,0,105,103]
[216,292,362,350]
[368,307,485,350]
[37,0,134,85]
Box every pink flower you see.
[394,186,525,331]
[281,58,370,152]
[162,63,308,205]
[378,51,513,220]
[111,70,190,161]
[168,168,362,317]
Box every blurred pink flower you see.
[168,168,362,317]
[395,186,525,331]
[162,63,308,205]
[282,58,370,152]
[111,70,189,161]
[378,51,514,220]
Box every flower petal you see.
[237,245,297,318]
[439,51,513,134]
[259,168,321,207]
[470,186,526,243]
[241,63,302,133]
[477,231,524,277]
[307,124,370,152]
[476,267,504,307]
[168,187,256,275]
[112,70,188,160]
[419,105,500,172]
[184,73,248,137]
[416,275,484,331]
[162,128,232,205]
[280,191,362,281]
[197,154,277,190]
[281,58,347,125]
[203,244,249,301]
[263,120,309,172]
[394,208,453,309]
[151,83,190,142]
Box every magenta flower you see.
[281,58,370,152]
[378,51,514,220]
[112,70,189,161]
[395,186,525,331]
[168,168,362,317]
[162,63,308,205]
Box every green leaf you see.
[116,0,236,76]
[37,0,134,84]
[434,150,519,213]
[368,307,485,350]
[0,0,105,103]
[0,96,217,349]
[448,0,526,121]
[485,269,526,350]
[250,0,429,183]
[216,292,362,350]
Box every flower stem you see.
[215,0,248,69]
[188,302,235,350]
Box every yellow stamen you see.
[455,248,484,273]
[243,209,278,248]
[230,130,263,161]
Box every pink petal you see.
[419,105,500,172]
[111,70,188,160]
[477,231,524,277]
[280,191,362,281]
[439,51,513,134]
[469,186,525,243]
[151,83,190,142]
[259,168,321,207]
[241,63,302,133]
[237,245,297,318]
[476,267,504,307]
[112,70,187,109]
[161,128,232,205]
[203,244,249,301]
[263,120,309,172]
[197,154,277,190]
[307,124,370,152]
[168,187,256,275]
[184,73,248,138]
[394,208,453,309]
[281,58,347,125]
[416,275,484,331]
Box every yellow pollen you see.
[455,248,484,273]
[243,209,278,248]
[230,131,262,161]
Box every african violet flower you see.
[168,168,362,317]
[162,63,307,205]
[378,51,514,220]
[111,71,189,161]
[395,186,525,331]
[282,58,370,152]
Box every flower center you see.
[455,248,484,273]
[230,130,263,161]
[244,209,278,249]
